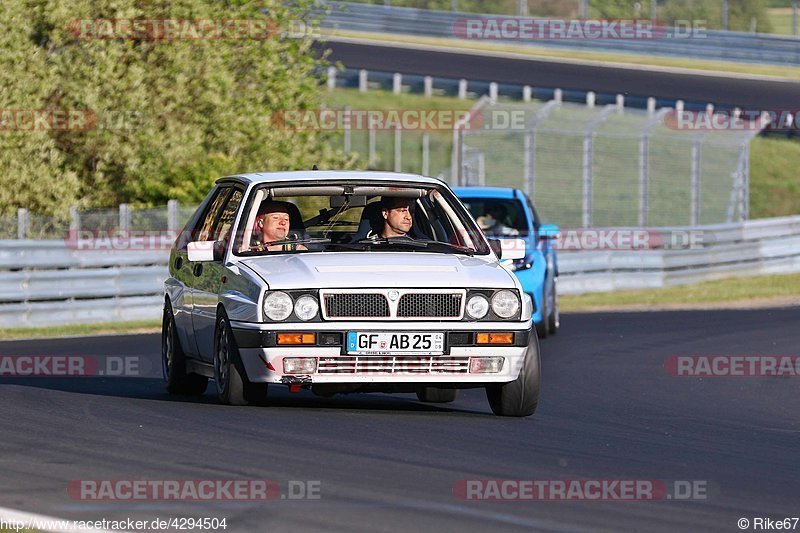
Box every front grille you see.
[318,356,470,374]
[324,293,389,318]
[397,293,462,318]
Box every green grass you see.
[561,273,800,311]
[322,29,800,80]
[0,320,160,341]
[767,8,796,34]
[749,136,800,218]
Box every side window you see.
[214,189,244,248]
[196,187,231,241]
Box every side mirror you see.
[488,238,526,260]
[539,224,560,240]
[187,241,224,262]
[501,238,526,260]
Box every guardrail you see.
[318,2,800,66]
[0,216,798,328]
[557,216,800,293]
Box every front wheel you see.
[416,387,457,403]
[485,336,541,417]
[214,314,267,406]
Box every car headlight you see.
[263,291,293,321]
[465,294,490,319]
[492,290,520,318]
[293,295,319,321]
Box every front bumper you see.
[230,320,532,385]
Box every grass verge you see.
[0,320,160,341]
[321,29,800,80]
[560,273,800,311]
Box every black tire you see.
[162,301,208,395]
[416,387,457,403]
[213,314,267,406]
[485,335,541,417]
[535,288,548,339]
[547,276,560,335]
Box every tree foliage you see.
[0,0,352,213]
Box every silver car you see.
[162,171,541,416]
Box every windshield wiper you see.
[411,239,476,256]
[355,237,429,249]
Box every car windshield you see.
[460,198,529,237]
[234,182,490,256]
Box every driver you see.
[252,201,307,251]
[379,197,414,239]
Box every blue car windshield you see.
[461,198,530,237]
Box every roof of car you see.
[218,170,446,186]
[452,186,519,199]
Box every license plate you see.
[347,332,444,355]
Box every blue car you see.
[453,187,560,337]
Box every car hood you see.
[238,252,516,290]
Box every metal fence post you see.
[327,66,337,91]
[393,72,402,94]
[690,136,702,225]
[639,108,669,227]
[423,76,433,97]
[422,132,430,176]
[69,206,80,239]
[167,199,180,232]
[343,106,351,153]
[743,143,750,220]
[451,125,461,186]
[523,129,533,199]
[522,85,532,102]
[638,133,649,227]
[368,126,377,168]
[582,134,593,227]
[458,79,467,99]
[17,208,28,239]
[119,203,131,233]
[394,125,402,172]
[358,69,368,92]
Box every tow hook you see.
[280,375,312,393]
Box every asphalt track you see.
[1,307,799,532]
[322,41,800,109]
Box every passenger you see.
[379,197,414,239]
[477,205,519,237]
[252,201,307,251]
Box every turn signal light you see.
[476,332,514,344]
[277,333,316,345]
